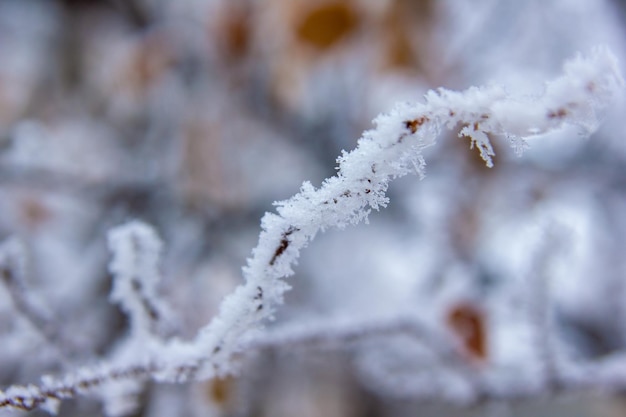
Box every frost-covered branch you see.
[177,47,623,380]
[525,224,568,390]
[0,239,79,359]
[0,240,49,340]
[108,221,173,339]
[245,312,457,355]
[0,48,621,414]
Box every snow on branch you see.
[0,238,79,358]
[107,221,172,339]
[0,48,621,414]
[0,239,45,334]
[183,46,623,378]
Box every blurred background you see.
[0,0,626,416]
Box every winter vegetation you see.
[0,1,626,416]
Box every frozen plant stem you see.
[188,47,623,377]
[526,225,566,390]
[0,239,80,360]
[108,221,173,340]
[0,48,622,413]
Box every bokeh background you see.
[1,0,626,416]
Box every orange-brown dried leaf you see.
[208,376,235,406]
[386,27,415,70]
[446,302,488,361]
[216,5,251,60]
[123,33,173,94]
[295,2,358,50]
[20,197,51,230]
[404,116,428,134]
[547,108,568,119]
